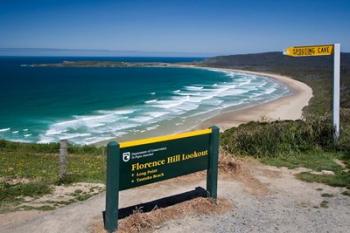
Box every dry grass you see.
[218,149,241,175]
[90,197,231,233]
[219,150,270,196]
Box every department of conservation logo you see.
[122,152,131,162]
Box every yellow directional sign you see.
[283,44,334,57]
[283,43,341,141]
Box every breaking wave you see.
[36,69,289,144]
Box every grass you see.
[262,151,350,187]
[0,144,105,183]
[0,182,52,202]
[260,152,342,171]
[296,171,350,187]
[0,140,104,154]
[320,200,329,208]
[74,192,96,201]
[221,118,335,158]
[19,205,56,211]
[0,182,53,212]
[0,140,106,209]
[321,193,334,197]
[221,117,350,187]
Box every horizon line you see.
[0,48,349,57]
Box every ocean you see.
[0,56,290,144]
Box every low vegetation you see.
[221,119,350,188]
[221,118,336,157]
[0,140,105,183]
[203,52,350,188]
[0,140,105,212]
[0,139,103,154]
[0,182,52,203]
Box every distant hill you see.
[201,52,350,71]
[0,48,214,57]
[199,52,350,117]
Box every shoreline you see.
[0,65,313,146]
[195,67,313,131]
[96,66,312,146]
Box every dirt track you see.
[1,158,349,233]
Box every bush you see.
[221,118,335,157]
[0,140,59,153]
[0,140,103,155]
[0,182,52,202]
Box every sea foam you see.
[38,69,289,144]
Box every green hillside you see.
[199,52,350,116]
[200,52,350,188]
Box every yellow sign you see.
[283,44,334,57]
[119,128,212,148]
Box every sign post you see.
[104,126,219,233]
[104,142,119,233]
[283,43,341,140]
[333,43,341,139]
[207,126,219,199]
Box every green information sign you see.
[104,126,219,233]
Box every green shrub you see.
[0,140,103,155]
[296,171,350,187]
[0,140,59,153]
[221,118,335,157]
[0,182,52,202]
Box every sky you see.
[0,0,349,56]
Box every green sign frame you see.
[104,126,219,232]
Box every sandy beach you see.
[197,67,313,131]
[95,66,313,146]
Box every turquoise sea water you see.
[0,57,290,144]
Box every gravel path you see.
[154,164,350,233]
[156,183,350,233]
[1,160,349,233]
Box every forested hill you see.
[201,52,350,71]
[198,52,350,116]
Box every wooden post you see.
[104,141,120,233]
[59,139,68,180]
[207,126,219,201]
